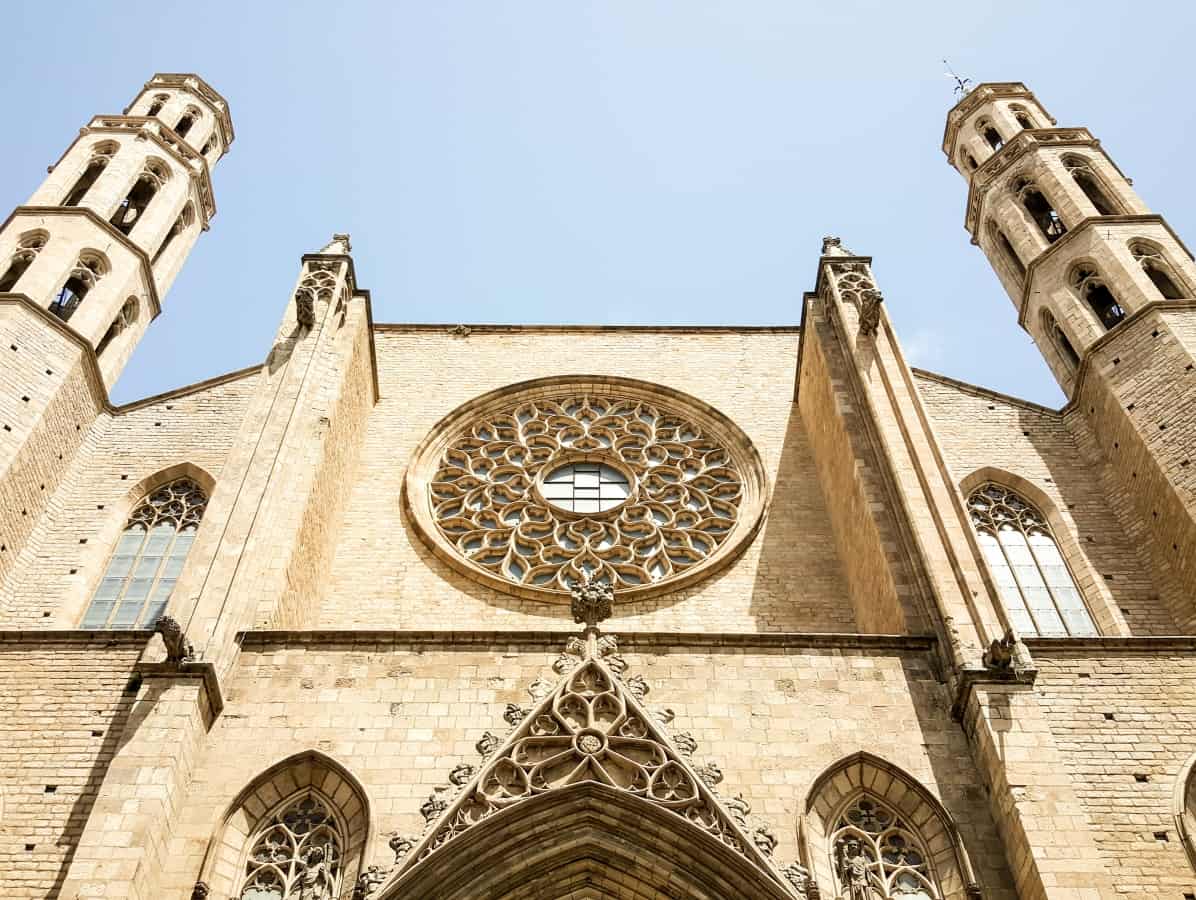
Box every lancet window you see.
[49,253,105,322]
[1041,309,1079,370]
[63,143,117,207]
[146,94,169,117]
[81,476,207,629]
[1130,241,1187,300]
[238,791,343,900]
[1010,104,1036,129]
[96,297,139,357]
[1012,177,1066,243]
[110,160,169,236]
[967,482,1096,637]
[0,231,48,293]
[987,220,1025,280]
[976,118,1003,152]
[1063,155,1121,216]
[153,203,195,265]
[175,106,201,139]
[1071,264,1126,329]
[831,794,941,899]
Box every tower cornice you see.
[127,73,235,149]
[3,206,164,320]
[942,82,1056,160]
[51,118,217,224]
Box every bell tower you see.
[0,73,232,608]
[945,82,1196,624]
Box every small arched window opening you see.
[988,221,1025,279]
[968,482,1096,637]
[49,254,104,322]
[152,204,195,265]
[1011,104,1036,129]
[1072,265,1126,329]
[110,161,169,235]
[95,297,139,357]
[174,107,201,138]
[1013,177,1066,243]
[1042,309,1080,370]
[977,118,1004,152]
[0,232,48,292]
[81,476,207,629]
[1131,241,1187,300]
[62,144,117,207]
[146,94,169,117]
[1063,156,1121,216]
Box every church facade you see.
[1,73,1195,900]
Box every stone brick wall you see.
[0,633,144,900]
[1033,644,1196,897]
[0,369,257,627]
[153,634,1017,899]
[915,370,1173,635]
[323,327,857,634]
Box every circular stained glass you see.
[540,461,631,514]
[404,376,768,603]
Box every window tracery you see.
[110,160,170,235]
[429,393,745,593]
[831,794,941,899]
[50,253,105,322]
[1011,176,1066,243]
[1040,309,1079,370]
[81,477,207,629]
[1130,241,1187,300]
[239,792,343,900]
[1063,155,1120,216]
[1071,264,1125,329]
[967,482,1096,637]
[0,231,48,292]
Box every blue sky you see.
[4,1,1194,406]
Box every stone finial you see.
[982,628,1017,671]
[821,236,855,257]
[154,615,194,664]
[320,233,352,255]
[570,576,613,628]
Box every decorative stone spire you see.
[319,232,352,255]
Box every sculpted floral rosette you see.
[404,377,767,603]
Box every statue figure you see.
[837,837,873,900]
[297,845,335,900]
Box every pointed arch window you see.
[987,220,1025,280]
[152,203,195,265]
[63,143,117,207]
[81,477,207,629]
[50,253,105,322]
[967,483,1096,637]
[174,106,201,139]
[1131,241,1187,300]
[146,93,169,117]
[1041,309,1079,370]
[1072,264,1126,329]
[831,793,941,899]
[96,297,139,357]
[1010,104,1036,129]
[239,791,343,900]
[1012,177,1066,243]
[0,231,48,293]
[110,160,169,236]
[1063,155,1121,216]
[976,118,1004,152]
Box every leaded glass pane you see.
[80,478,207,629]
[968,483,1096,638]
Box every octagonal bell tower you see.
[945,82,1196,625]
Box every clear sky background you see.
[3,2,1194,406]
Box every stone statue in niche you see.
[297,845,335,900]
[837,837,874,900]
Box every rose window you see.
[406,378,766,602]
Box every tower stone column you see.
[0,73,232,618]
[946,82,1196,627]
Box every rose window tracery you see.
[408,380,766,602]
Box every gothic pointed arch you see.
[803,752,981,900]
[196,750,372,899]
[379,781,794,900]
